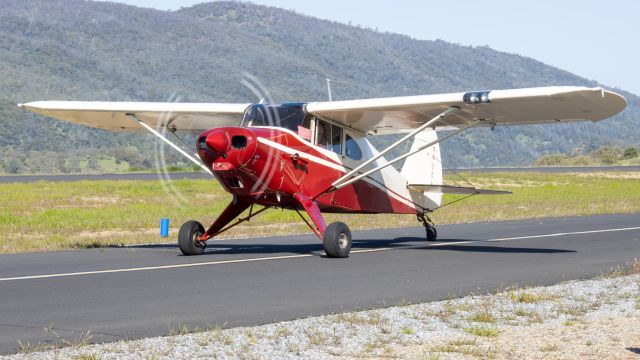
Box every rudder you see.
[400,130,443,209]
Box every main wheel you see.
[178,220,206,255]
[323,221,352,258]
[426,225,437,242]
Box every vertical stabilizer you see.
[400,130,443,209]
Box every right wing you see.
[306,86,627,134]
[19,101,251,132]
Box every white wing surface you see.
[19,101,251,132]
[306,86,627,134]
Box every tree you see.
[115,146,145,168]
[5,159,22,174]
[593,146,620,165]
[87,158,101,172]
[56,158,68,173]
[623,147,638,159]
[534,153,568,166]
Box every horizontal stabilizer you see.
[408,184,511,195]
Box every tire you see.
[178,220,206,255]
[426,226,437,242]
[323,221,352,258]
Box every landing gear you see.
[323,221,352,258]
[178,220,206,255]
[418,212,437,242]
[426,224,437,242]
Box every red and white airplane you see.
[20,86,627,257]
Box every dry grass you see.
[335,311,383,326]
[431,338,490,358]
[508,290,557,304]
[603,258,640,278]
[467,309,497,324]
[539,343,560,352]
[1,171,640,253]
[514,308,543,324]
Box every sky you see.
[112,0,640,95]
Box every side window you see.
[330,124,342,154]
[345,134,363,160]
[315,120,331,149]
[315,119,342,155]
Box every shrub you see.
[623,147,638,159]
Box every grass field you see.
[1,171,639,254]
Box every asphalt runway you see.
[1,213,639,354]
[1,166,639,183]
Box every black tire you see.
[323,221,352,258]
[426,226,437,242]
[178,220,206,255]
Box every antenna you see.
[326,78,351,102]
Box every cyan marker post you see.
[160,218,169,238]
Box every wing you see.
[18,101,251,132]
[306,86,627,134]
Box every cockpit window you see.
[315,119,342,154]
[241,104,311,140]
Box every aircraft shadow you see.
[626,348,640,355]
[125,236,575,256]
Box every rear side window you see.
[345,134,362,160]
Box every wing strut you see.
[332,119,482,191]
[314,107,484,198]
[126,114,213,175]
[330,106,460,189]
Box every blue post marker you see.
[160,218,169,238]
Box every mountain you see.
[0,0,637,173]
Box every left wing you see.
[19,101,251,132]
[306,86,627,134]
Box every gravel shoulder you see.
[5,264,640,359]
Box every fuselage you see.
[195,104,431,214]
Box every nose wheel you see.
[418,213,437,242]
[178,220,207,255]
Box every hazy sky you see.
[112,0,640,95]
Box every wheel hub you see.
[338,233,348,249]
[193,232,206,249]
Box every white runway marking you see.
[1,226,639,283]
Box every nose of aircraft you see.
[199,127,257,169]
[205,130,230,155]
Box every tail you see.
[400,130,443,210]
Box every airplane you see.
[19,86,627,258]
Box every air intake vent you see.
[231,135,247,149]
[198,137,208,150]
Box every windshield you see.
[241,104,311,140]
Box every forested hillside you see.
[0,0,637,173]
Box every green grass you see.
[462,325,500,337]
[1,171,640,254]
[400,327,414,335]
[467,310,496,324]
